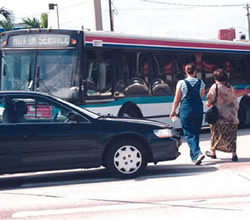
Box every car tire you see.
[106,139,148,179]
[238,96,250,128]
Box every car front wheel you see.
[106,140,148,179]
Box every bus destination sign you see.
[8,34,70,48]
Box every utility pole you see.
[245,3,250,40]
[109,0,114,31]
[94,0,103,30]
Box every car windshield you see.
[52,95,100,119]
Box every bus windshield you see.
[1,50,35,91]
[1,49,79,99]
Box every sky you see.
[0,0,249,40]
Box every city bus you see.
[0,29,250,128]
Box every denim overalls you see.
[179,79,203,161]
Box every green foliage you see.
[0,7,14,31]
[0,20,13,31]
[0,7,12,21]
[22,17,40,28]
[41,13,48,28]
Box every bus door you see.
[85,49,114,100]
[35,49,80,100]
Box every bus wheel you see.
[120,109,140,118]
[238,96,250,128]
[118,103,143,118]
[105,140,148,179]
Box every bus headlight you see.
[153,128,173,138]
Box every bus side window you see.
[227,58,248,84]
[124,52,149,96]
[157,55,179,96]
[202,55,220,91]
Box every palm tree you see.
[0,20,13,31]
[41,13,48,28]
[0,7,14,31]
[22,17,40,28]
[0,7,12,21]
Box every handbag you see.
[205,83,219,124]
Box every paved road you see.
[0,128,250,220]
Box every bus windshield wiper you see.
[36,66,40,89]
[27,64,33,90]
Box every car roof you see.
[0,91,56,99]
[0,90,50,96]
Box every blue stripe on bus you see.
[82,96,174,108]
[81,85,250,108]
[233,84,250,89]
[85,43,250,54]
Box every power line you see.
[142,0,244,7]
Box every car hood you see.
[98,117,171,128]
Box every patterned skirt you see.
[210,121,238,153]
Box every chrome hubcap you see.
[114,145,142,174]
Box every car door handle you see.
[23,134,33,138]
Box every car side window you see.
[3,96,82,124]
[0,97,6,123]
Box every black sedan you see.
[0,91,181,179]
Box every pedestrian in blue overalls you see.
[170,63,206,165]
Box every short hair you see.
[213,68,228,82]
[185,63,196,75]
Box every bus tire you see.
[238,95,250,128]
[118,102,143,118]
[105,139,148,179]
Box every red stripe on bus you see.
[85,35,250,51]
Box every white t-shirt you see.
[176,77,205,100]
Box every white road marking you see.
[12,195,250,218]
[12,203,159,218]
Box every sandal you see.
[205,151,217,159]
[232,155,238,162]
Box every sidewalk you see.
[169,128,250,166]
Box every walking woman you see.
[170,63,205,165]
[205,68,239,161]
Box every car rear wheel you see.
[106,140,148,179]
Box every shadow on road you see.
[1,157,249,191]
[137,163,217,181]
[0,162,219,191]
[203,157,250,166]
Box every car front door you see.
[0,96,20,173]
[4,94,99,172]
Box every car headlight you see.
[153,128,173,138]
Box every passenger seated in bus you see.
[158,62,176,94]
[162,62,174,81]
